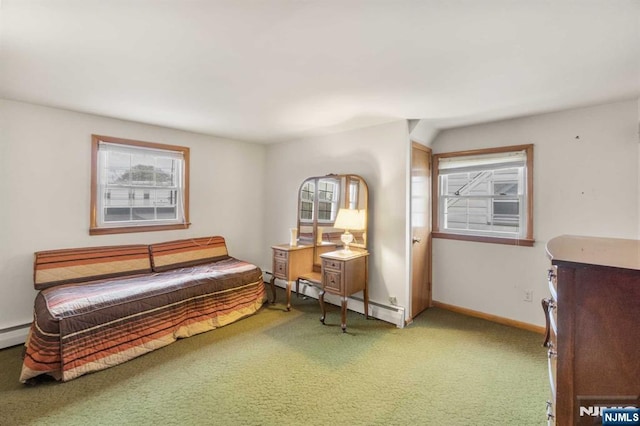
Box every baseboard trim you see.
[432,301,545,334]
[0,323,30,349]
[280,280,406,328]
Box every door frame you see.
[409,141,433,322]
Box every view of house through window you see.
[433,145,534,246]
[90,135,190,235]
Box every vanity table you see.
[270,174,370,326]
[320,249,369,332]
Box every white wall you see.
[3,97,636,335]
[431,99,640,326]
[0,99,266,331]
[263,120,411,313]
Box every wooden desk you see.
[271,244,313,311]
[319,250,369,332]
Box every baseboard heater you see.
[0,323,30,350]
[287,281,406,328]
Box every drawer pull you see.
[549,305,557,336]
[547,269,558,301]
[548,350,557,399]
[546,400,555,421]
[542,298,553,348]
[547,269,556,281]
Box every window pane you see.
[157,207,177,220]
[301,182,315,201]
[154,189,176,206]
[300,200,313,220]
[494,182,518,195]
[128,165,155,186]
[318,201,333,221]
[107,167,130,185]
[131,189,152,206]
[493,200,520,227]
[494,200,519,215]
[132,207,155,221]
[105,188,130,206]
[104,207,131,222]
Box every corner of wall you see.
[409,119,440,148]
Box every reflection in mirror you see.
[297,174,368,268]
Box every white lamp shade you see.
[334,208,365,231]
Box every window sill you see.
[90,223,191,236]
[432,232,535,247]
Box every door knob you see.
[412,237,421,244]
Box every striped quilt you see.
[20,257,265,382]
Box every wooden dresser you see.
[544,235,640,425]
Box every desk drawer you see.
[322,258,343,272]
[273,250,288,260]
[323,270,343,292]
[273,259,288,279]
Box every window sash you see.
[317,181,339,223]
[440,194,525,237]
[96,140,186,228]
[433,144,533,245]
[98,146,185,227]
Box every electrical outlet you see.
[389,296,397,305]
[524,289,533,302]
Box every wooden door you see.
[410,142,432,320]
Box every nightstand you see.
[319,250,369,332]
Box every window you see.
[317,179,339,223]
[300,181,315,221]
[433,144,534,246]
[90,135,190,235]
[299,178,340,223]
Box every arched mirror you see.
[297,174,368,269]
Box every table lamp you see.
[333,208,365,253]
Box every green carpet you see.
[0,290,547,425]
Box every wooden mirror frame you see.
[296,174,369,269]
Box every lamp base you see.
[340,231,354,253]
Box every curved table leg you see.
[268,275,276,304]
[341,297,348,333]
[319,289,326,324]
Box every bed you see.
[20,236,266,383]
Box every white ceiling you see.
[1,1,639,143]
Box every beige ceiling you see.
[1,0,639,143]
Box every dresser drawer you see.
[322,258,343,272]
[273,249,288,260]
[273,259,288,279]
[323,270,343,292]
